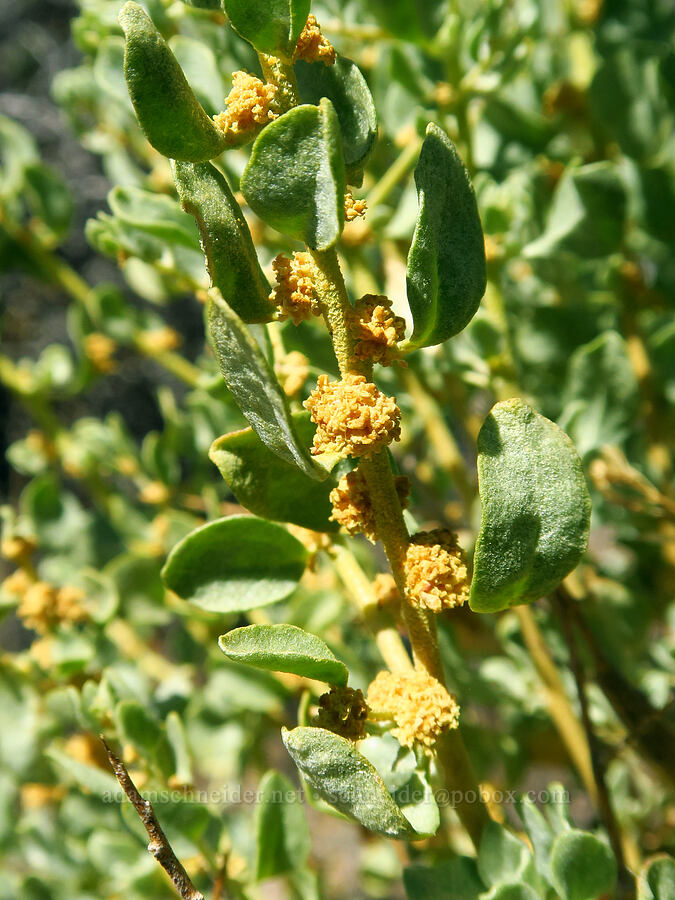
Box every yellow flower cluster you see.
[304,374,401,457]
[405,528,470,612]
[83,333,117,373]
[11,580,88,634]
[366,669,460,754]
[269,252,321,325]
[213,71,278,137]
[275,350,309,397]
[294,15,336,65]
[372,573,400,609]
[329,468,409,543]
[349,294,406,367]
[315,686,369,741]
[344,191,367,222]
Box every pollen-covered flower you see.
[18,582,88,634]
[366,669,460,753]
[294,15,336,65]
[405,528,470,612]
[349,295,406,367]
[344,191,367,222]
[213,71,278,137]
[304,374,401,457]
[269,252,321,325]
[83,333,117,373]
[315,686,369,741]
[275,350,310,397]
[372,573,400,609]
[330,469,409,542]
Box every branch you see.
[100,736,204,900]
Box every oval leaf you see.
[241,100,346,250]
[119,2,227,161]
[405,123,486,350]
[209,412,337,531]
[470,399,591,613]
[282,726,411,838]
[295,56,378,175]
[161,515,308,612]
[219,624,349,686]
[255,770,311,880]
[173,161,273,322]
[549,830,617,900]
[207,289,325,479]
[223,0,310,60]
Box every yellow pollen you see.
[405,528,470,612]
[269,252,321,325]
[213,71,278,137]
[294,15,336,65]
[366,669,460,754]
[349,295,406,367]
[304,374,401,458]
[344,191,367,222]
[275,350,309,397]
[330,469,409,543]
[83,333,116,373]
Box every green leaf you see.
[241,100,346,250]
[161,515,308,612]
[209,413,337,531]
[403,857,484,900]
[524,163,626,260]
[405,124,486,350]
[114,700,171,774]
[559,331,639,456]
[255,770,311,879]
[168,35,225,115]
[549,830,617,900]
[219,624,349,686]
[46,747,120,798]
[646,856,675,900]
[207,289,325,479]
[108,185,199,250]
[488,886,541,900]
[470,399,591,613]
[223,0,310,60]
[477,821,531,889]
[517,796,554,883]
[295,57,378,177]
[282,726,411,838]
[119,2,227,161]
[173,162,273,323]
[166,711,193,786]
[23,164,73,240]
[0,114,38,200]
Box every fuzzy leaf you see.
[470,399,591,613]
[282,726,411,838]
[517,796,554,883]
[161,515,308,612]
[477,821,531,888]
[405,124,486,350]
[241,100,345,250]
[295,56,378,177]
[119,2,227,161]
[207,290,325,479]
[255,770,311,879]
[108,185,199,249]
[403,857,484,900]
[209,412,337,531]
[646,857,675,900]
[549,830,617,900]
[173,161,273,322]
[223,0,310,59]
[219,624,348,686]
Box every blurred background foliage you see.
[0,0,673,897]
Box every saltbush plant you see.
[0,0,673,898]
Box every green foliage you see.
[471,400,591,612]
[161,515,308,611]
[119,2,227,161]
[241,100,346,250]
[223,0,310,60]
[549,830,617,900]
[255,770,311,879]
[219,623,349,685]
[405,124,486,349]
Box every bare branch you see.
[100,735,205,900]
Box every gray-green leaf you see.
[403,858,484,900]
[549,830,617,900]
[219,624,348,686]
[207,289,325,479]
[161,515,308,612]
[295,57,378,178]
[241,100,346,250]
[404,123,486,350]
[223,0,310,60]
[282,726,411,838]
[470,399,591,613]
[119,2,227,161]
[209,412,337,530]
[173,161,273,322]
[255,770,311,879]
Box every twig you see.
[100,735,205,900]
